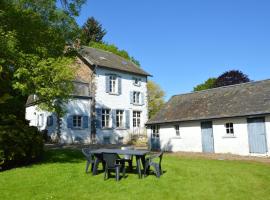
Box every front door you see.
[201,121,214,153]
[247,117,268,154]
[151,132,160,151]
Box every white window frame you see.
[73,115,83,129]
[175,125,180,136]
[133,91,141,104]
[225,122,234,135]
[109,75,117,94]
[37,113,44,127]
[133,111,141,128]
[116,110,124,128]
[102,109,111,128]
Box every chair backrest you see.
[82,148,94,161]
[103,153,119,168]
[121,146,134,160]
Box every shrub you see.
[0,118,44,170]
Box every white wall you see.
[95,68,148,144]
[147,115,270,156]
[25,98,91,143]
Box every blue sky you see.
[76,0,270,100]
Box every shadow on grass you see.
[42,149,85,164]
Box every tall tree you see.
[193,78,217,91]
[81,17,106,45]
[147,81,165,119]
[214,70,250,88]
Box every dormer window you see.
[133,77,141,86]
[109,75,117,94]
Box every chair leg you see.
[122,163,126,178]
[104,167,108,180]
[85,161,90,173]
[116,167,120,181]
[91,163,94,172]
[128,160,133,171]
[154,164,160,178]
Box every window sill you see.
[115,127,127,130]
[101,127,113,130]
[172,136,182,139]
[132,103,142,106]
[222,135,236,138]
[108,92,119,96]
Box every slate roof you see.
[25,81,91,107]
[78,46,151,76]
[146,79,270,125]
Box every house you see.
[25,46,151,144]
[146,79,270,156]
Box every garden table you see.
[90,148,149,179]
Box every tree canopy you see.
[193,78,217,91]
[214,70,250,87]
[81,17,107,45]
[147,80,165,119]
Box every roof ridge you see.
[171,79,270,98]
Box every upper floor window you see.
[73,115,82,128]
[102,109,111,128]
[133,111,141,127]
[133,91,141,104]
[37,114,44,127]
[133,77,141,86]
[175,125,180,136]
[225,123,234,134]
[116,110,124,128]
[109,75,117,94]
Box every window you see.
[133,77,141,86]
[151,125,160,137]
[37,114,44,127]
[116,110,124,128]
[47,115,53,126]
[102,109,111,128]
[109,75,117,93]
[225,123,234,134]
[175,125,180,136]
[73,115,82,128]
[133,91,140,104]
[133,111,141,127]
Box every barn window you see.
[225,123,234,134]
[73,115,82,128]
[175,125,180,136]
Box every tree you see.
[81,17,107,45]
[89,42,141,66]
[214,70,250,88]
[0,0,85,139]
[147,80,165,119]
[193,78,217,91]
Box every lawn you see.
[1,149,270,200]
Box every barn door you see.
[150,125,160,151]
[201,121,214,153]
[247,117,267,154]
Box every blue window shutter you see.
[125,110,130,129]
[112,110,116,128]
[105,75,110,93]
[130,91,133,104]
[118,76,122,95]
[83,116,89,128]
[47,116,53,126]
[141,93,145,105]
[67,115,73,129]
[95,108,102,129]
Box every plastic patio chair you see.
[121,146,134,171]
[82,148,95,173]
[144,151,164,178]
[103,153,125,181]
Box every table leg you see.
[135,156,142,179]
[93,158,99,175]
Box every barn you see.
[146,79,270,156]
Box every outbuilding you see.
[146,79,270,156]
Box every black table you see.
[90,148,150,179]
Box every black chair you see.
[144,151,164,178]
[82,148,95,173]
[103,153,125,181]
[121,146,134,171]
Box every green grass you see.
[1,149,270,200]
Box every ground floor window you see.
[73,115,82,128]
[102,109,111,128]
[133,111,141,127]
[116,110,124,128]
[175,125,180,136]
[225,122,234,134]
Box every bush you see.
[0,118,44,170]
